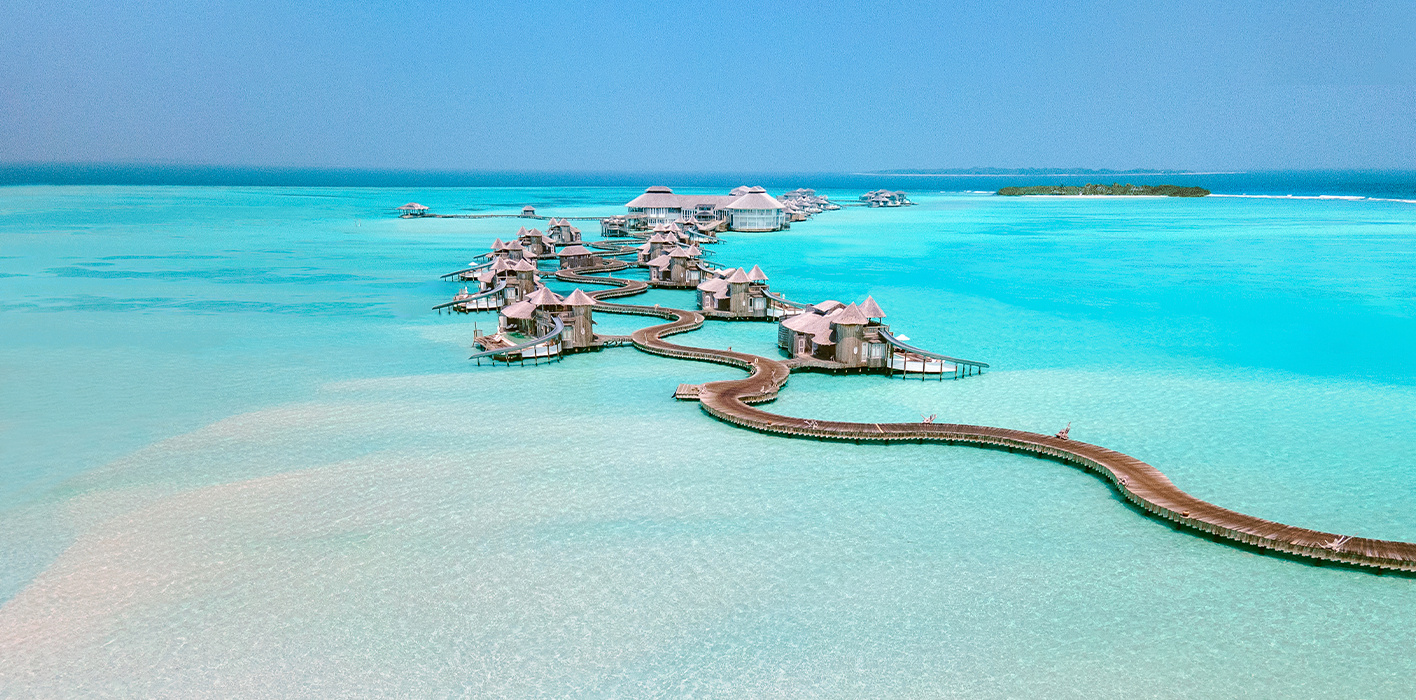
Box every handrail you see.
[876,327,989,368]
[762,290,809,309]
[468,315,564,360]
[439,259,495,279]
[431,279,505,310]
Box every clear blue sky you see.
[1,0,1412,172]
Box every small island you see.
[997,183,1210,197]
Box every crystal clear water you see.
[3,183,1416,697]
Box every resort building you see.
[521,205,537,217]
[624,186,789,232]
[397,203,430,217]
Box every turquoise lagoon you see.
[2,184,1416,697]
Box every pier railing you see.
[432,280,505,311]
[468,316,564,362]
[877,328,989,372]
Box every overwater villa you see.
[517,227,555,256]
[557,244,599,270]
[776,296,976,376]
[625,186,791,232]
[492,237,529,261]
[645,245,709,287]
[397,202,430,217]
[695,265,779,319]
[600,214,634,237]
[547,218,583,245]
[636,229,685,262]
[474,286,598,360]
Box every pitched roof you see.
[726,190,784,210]
[501,299,536,319]
[511,258,537,272]
[525,286,564,306]
[558,244,592,256]
[782,311,834,343]
[625,186,682,209]
[563,289,597,306]
[833,303,870,326]
[724,268,751,284]
[746,264,768,282]
[492,238,507,250]
[697,277,729,293]
[686,244,703,257]
[669,246,692,258]
[859,296,886,318]
[647,254,672,268]
[397,202,428,210]
[812,299,844,312]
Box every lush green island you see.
[997,183,1210,197]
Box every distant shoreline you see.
[998,184,1210,197]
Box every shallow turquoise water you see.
[2,185,1416,697]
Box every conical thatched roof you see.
[558,244,592,257]
[696,277,729,293]
[726,190,784,211]
[564,289,597,306]
[746,265,768,282]
[501,299,536,319]
[833,303,869,326]
[859,296,886,318]
[492,238,507,250]
[724,268,751,284]
[525,286,564,306]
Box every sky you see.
[1,0,1413,172]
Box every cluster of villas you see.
[779,189,841,222]
[431,192,980,376]
[860,190,914,207]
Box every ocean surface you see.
[2,176,1416,697]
